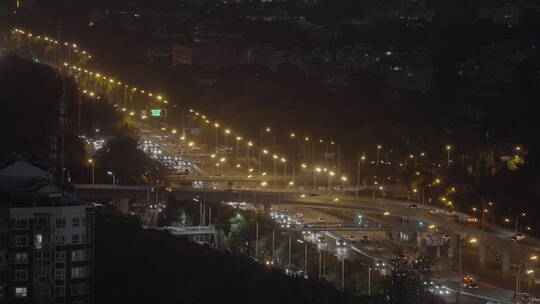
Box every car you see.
[514,233,526,241]
[336,239,347,247]
[347,235,357,242]
[317,217,325,223]
[308,193,319,196]
[295,212,304,218]
[428,208,438,214]
[467,217,478,223]
[264,258,275,267]
[409,204,418,209]
[361,235,370,242]
[462,275,474,284]
[465,282,479,290]
[444,210,454,216]
[316,236,326,243]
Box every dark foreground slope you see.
[95,212,363,304]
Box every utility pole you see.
[272,229,275,261]
[341,258,345,291]
[456,237,463,304]
[304,240,307,276]
[288,232,292,270]
[255,221,259,257]
[368,266,372,296]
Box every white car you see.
[336,239,347,247]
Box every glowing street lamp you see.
[281,158,287,182]
[107,171,115,186]
[247,141,253,170]
[213,123,220,149]
[446,145,452,166]
[224,129,231,148]
[88,158,94,185]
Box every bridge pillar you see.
[448,235,458,267]
[416,231,423,256]
[478,244,486,268]
[502,250,510,277]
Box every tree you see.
[225,213,250,255]
[373,256,442,304]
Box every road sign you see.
[150,109,162,117]
[190,128,201,135]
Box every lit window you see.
[14,252,28,264]
[15,287,27,297]
[34,234,43,249]
[71,266,89,279]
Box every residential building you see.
[479,2,521,27]
[0,158,94,304]
[172,42,242,69]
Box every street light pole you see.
[304,241,307,276]
[376,145,382,165]
[247,142,252,170]
[258,149,261,173]
[272,228,275,261]
[446,145,452,167]
[88,159,94,185]
[255,221,259,257]
[368,266,372,296]
[341,258,345,291]
[288,232,292,270]
[107,171,115,186]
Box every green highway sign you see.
[150,109,162,117]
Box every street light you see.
[376,145,382,165]
[341,176,347,194]
[328,171,335,192]
[305,136,316,165]
[107,171,115,186]
[281,157,287,182]
[272,155,278,185]
[235,136,242,162]
[88,158,94,185]
[265,127,275,148]
[224,129,231,148]
[357,155,366,197]
[446,145,452,166]
[213,123,220,149]
[247,141,253,170]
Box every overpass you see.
[73,183,540,278]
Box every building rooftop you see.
[0,158,89,208]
